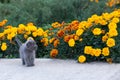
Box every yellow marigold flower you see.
[108,29,118,37]
[102,47,110,56]
[76,29,84,36]
[18,24,26,30]
[50,49,58,58]
[1,42,7,51]
[102,35,108,42]
[25,31,31,35]
[111,18,119,23]
[78,55,86,63]
[99,20,107,25]
[102,13,112,21]
[78,21,87,29]
[92,28,102,35]
[0,33,4,39]
[32,32,37,37]
[106,38,115,47]
[68,39,75,47]
[37,28,44,36]
[108,22,117,30]
[7,34,12,40]
[93,49,101,57]
[84,46,92,55]
[27,22,34,26]
[51,22,61,28]
[43,32,48,38]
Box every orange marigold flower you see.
[49,38,56,44]
[0,19,8,27]
[102,35,108,42]
[57,30,64,37]
[64,35,70,42]
[50,49,58,58]
[53,39,60,48]
[74,35,79,41]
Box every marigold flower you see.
[1,42,7,51]
[32,32,37,37]
[76,29,84,36]
[106,38,115,47]
[84,46,93,55]
[64,35,70,42]
[0,19,7,27]
[74,35,79,41]
[108,22,117,30]
[37,28,44,36]
[50,49,58,58]
[53,39,60,48]
[102,35,108,42]
[92,28,102,35]
[51,22,61,28]
[27,22,34,26]
[102,47,110,56]
[108,29,118,37]
[41,38,48,46]
[93,49,101,57]
[49,38,56,44]
[111,18,119,23]
[68,39,75,47]
[57,30,64,37]
[78,55,86,63]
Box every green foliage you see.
[0,0,115,27]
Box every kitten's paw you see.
[26,64,35,67]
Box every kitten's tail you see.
[15,36,22,47]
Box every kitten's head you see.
[26,39,37,51]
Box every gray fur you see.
[15,37,37,67]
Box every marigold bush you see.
[0,4,120,63]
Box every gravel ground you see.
[0,59,120,80]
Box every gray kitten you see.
[15,37,38,67]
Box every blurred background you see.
[0,0,119,26]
